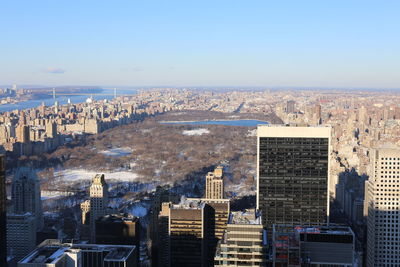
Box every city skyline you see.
[1,1,400,265]
[2,1,400,88]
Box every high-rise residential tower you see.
[205,165,224,199]
[366,149,400,266]
[286,100,295,114]
[89,174,109,242]
[11,167,43,230]
[257,125,331,236]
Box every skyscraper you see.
[45,121,57,138]
[205,165,224,199]
[286,100,295,114]
[159,199,214,267]
[16,124,29,143]
[95,214,140,266]
[89,174,109,242]
[11,167,43,230]
[6,213,37,261]
[366,149,400,266]
[0,155,6,266]
[257,125,331,236]
[214,209,267,267]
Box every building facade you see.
[158,199,214,267]
[96,214,140,266]
[257,125,331,236]
[7,213,37,262]
[214,210,267,266]
[272,224,354,267]
[0,154,6,266]
[205,165,224,199]
[366,149,400,266]
[11,167,43,230]
[81,174,109,242]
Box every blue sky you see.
[1,0,399,88]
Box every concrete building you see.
[96,214,140,247]
[187,198,230,240]
[214,209,267,266]
[80,174,109,242]
[286,101,295,114]
[12,167,43,230]
[205,165,224,199]
[80,200,90,225]
[45,121,57,138]
[0,155,6,266]
[18,239,137,267]
[272,224,355,267]
[16,124,29,143]
[7,213,37,262]
[159,199,214,267]
[148,186,180,267]
[257,125,331,237]
[365,149,400,266]
[157,202,171,267]
[96,214,140,266]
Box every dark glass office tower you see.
[0,155,6,266]
[257,126,330,236]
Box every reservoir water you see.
[161,119,268,127]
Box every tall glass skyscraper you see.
[256,125,331,236]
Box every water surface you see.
[161,119,268,127]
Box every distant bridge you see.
[44,93,136,96]
[46,88,136,99]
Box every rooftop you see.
[273,224,354,236]
[19,240,135,264]
[97,213,139,224]
[172,196,206,210]
[229,209,262,225]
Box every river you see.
[0,88,137,113]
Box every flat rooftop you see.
[229,209,262,225]
[257,124,331,138]
[172,197,206,210]
[273,224,354,236]
[19,240,135,264]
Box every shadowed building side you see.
[0,155,6,266]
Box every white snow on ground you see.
[182,128,210,136]
[99,147,133,157]
[247,129,257,137]
[54,169,139,182]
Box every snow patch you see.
[247,129,257,137]
[54,169,139,182]
[99,147,133,157]
[182,128,210,136]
